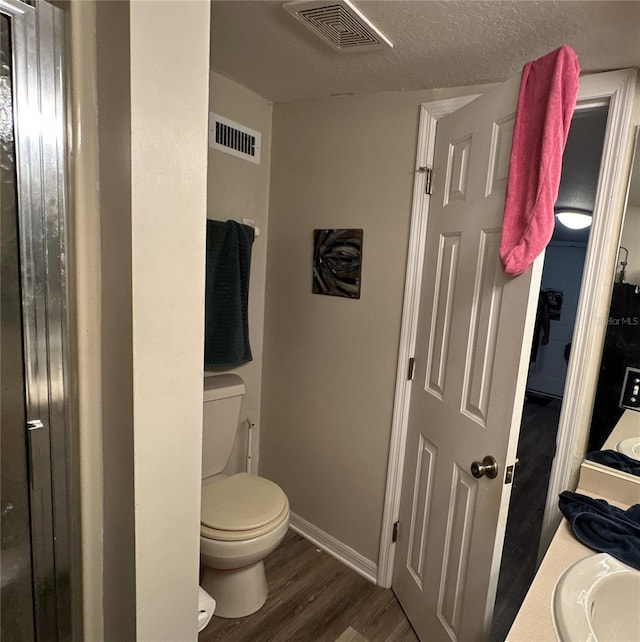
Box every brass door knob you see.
[471,456,499,479]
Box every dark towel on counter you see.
[204,220,254,369]
[559,490,640,570]
[586,450,640,477]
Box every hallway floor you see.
[491,397,561,641]
[198,530,417,642]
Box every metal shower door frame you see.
[1,0,74,638]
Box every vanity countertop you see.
[602,409,640,450]
[506,486,634,641]
[506,518,593,641]
[506,410,638,641]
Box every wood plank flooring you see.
[199,530,418,642]
[200,398,562,642]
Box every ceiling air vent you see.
[283,0,393,53]
[209,113,261,164]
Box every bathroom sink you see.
[553,553,640,641]
[617,436,640,461]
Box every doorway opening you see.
[491,104,610,641]
[380,67,635,642]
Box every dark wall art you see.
[544,288,564,321]
[312,229,363,299]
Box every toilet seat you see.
[201,473,289,542]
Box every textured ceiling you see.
[210,1,640,103]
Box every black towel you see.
[586,449,640,477]
[558,490,640,570]
[204,220,254,369]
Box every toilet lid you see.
[201,473,288,532]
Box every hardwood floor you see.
[199,530,418,642]
[200,399,563,642]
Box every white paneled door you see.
[392,76,544,641]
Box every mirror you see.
[586,127,640,477]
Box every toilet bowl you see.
[200,473,290,618]
[200,375,290,619]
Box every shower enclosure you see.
[0,0,75,639]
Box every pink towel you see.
[499,45,580,276]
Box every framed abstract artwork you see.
[544,288,564,320]
[312,229,363,299]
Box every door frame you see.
[377,68,637,588]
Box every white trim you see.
[540,68,637,552]
[289,512,378,585]
[376,94,478,588]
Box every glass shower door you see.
[0,11,36,641]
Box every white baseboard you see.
[289,512,378,585]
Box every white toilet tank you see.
[202,374,246,479]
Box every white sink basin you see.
[553,553,640,641]
[617,436,640,461]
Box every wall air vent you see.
[283,0,393,53]
[209,113,261,164]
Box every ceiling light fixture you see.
[555,208,593,230]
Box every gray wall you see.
[207,72,273,475]
[261,84,492,563]
[67,1,104,635]
[620,205,640,284]
[129,2,210,639]
[96,2,135,637]
[70,1,211,638]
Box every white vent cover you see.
[283,0,393,52]
[209,113,261,164]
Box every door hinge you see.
[407,357,415,381]
[392,521,400,543]
[418,166,433,195]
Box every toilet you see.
[200,374,290,618]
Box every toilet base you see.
[201,561,268,618]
